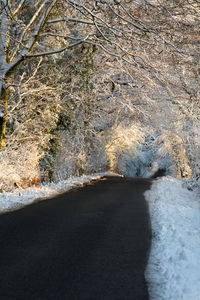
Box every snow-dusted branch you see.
[0,0,199,152]
[47,17,96,25]
[26,40,84,57]
[65,0,200,56]
[11,0,26,18]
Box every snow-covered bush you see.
[0,143,40,192]
[53,129,108,182]
[105,124,192,179]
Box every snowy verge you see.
[0,172,122,214]
[145,176,200,300]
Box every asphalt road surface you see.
[0,176,152,300]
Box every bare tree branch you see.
[11,0,26,18]
[26,40,84,57]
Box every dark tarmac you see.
[0,176,152,300]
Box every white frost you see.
[145,176,200,300]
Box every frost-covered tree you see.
[1,0,199,147]
[0,0,199,190]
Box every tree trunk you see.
[0,86,9,149]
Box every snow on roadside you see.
[1,171,199,299]
[145,176,200,300]
[0,172,121,214]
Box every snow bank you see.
[145,177,200,300]
[0,172,120,214]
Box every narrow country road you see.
[0,176,152,300]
